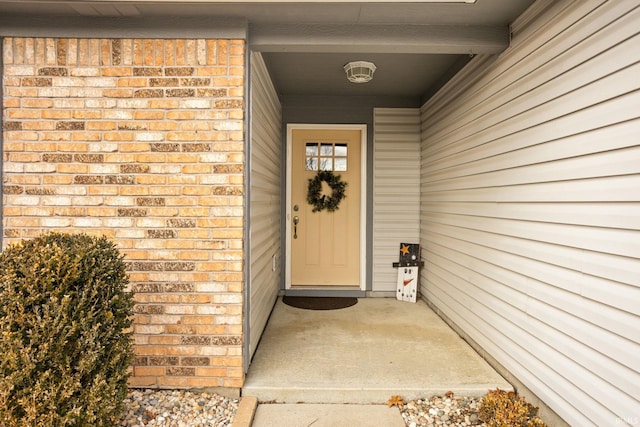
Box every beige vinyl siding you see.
[249,52,282,360]
[419,1,639,425]
[372,108,421,292]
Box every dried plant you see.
[0,233,134,426]
[479,389,547,427]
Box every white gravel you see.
[119,389,239,427]
[118,389,485,426]
[400,394,484,427]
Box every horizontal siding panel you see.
[422,202,640,230]
[424,291,592,425]
[495,4,640,117]
[424,233,639,345]
[249,52,282,360]
[374,205,420,216]
[423,10,640,162]
[425,247,639,396]
[419,1,640,424]
[424,146,640,192]
[423,264,612,427]
[506,0,639,87]
[424,69,640,167]
[424,220,640,296]
[424,213,640,258]
[424,175,640,203]
[376,157,421,168]
[423,118,640,179]
[424,257,638,427]
[423,49,640,161]
[440,12,640,144]
[423,91,640,180]
[422,0,637,138]
[373,108,420,292]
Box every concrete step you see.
[242,383,502,405]
[243,298,511,405]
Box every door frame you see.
[285,123,367,291]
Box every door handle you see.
[293,216,299,239]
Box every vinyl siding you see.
[248,52,282,360]
[372,108,421,292]
[419,1,640,425]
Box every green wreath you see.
[306,170,347,212]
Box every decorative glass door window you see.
[305,142,348,171]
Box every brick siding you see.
[1,37,246,389]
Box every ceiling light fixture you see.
[344,61,376,84]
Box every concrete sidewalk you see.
[233,396,406,427]
[250,403,406,427]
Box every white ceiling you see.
[0,0,536,101]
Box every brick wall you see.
[1,37,246,390]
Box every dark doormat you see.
[282,296,358,310]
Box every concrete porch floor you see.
[242,297,512,404]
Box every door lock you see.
[293,216,299,239]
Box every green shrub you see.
[479,389,548,427]
[0,232,134,426]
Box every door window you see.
[305,142,348,172]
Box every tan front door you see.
[289,127,363,288]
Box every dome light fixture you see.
[344,61,376,84]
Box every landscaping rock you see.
[119,389,238,426]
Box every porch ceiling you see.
[0,0,535,100]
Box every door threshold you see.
[283,288,366,298]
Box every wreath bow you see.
[306,170,347,212]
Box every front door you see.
[286,125,365,289]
